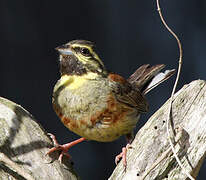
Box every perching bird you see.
[47,40,175,166]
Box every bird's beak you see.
[55,44,73,55]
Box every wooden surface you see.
[109,80,206,180]
[0,97,78,180]
[0,80,206,179]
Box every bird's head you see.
[56,40,107,77]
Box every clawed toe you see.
[115,144,132,167]
[47,133,59,146]
[46,133,72,163]
[46,134,85,163]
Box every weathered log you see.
[0,97,79,180]
[0,80,206,179]
[109,80,206,180]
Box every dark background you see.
[0,0,205,179]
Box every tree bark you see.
[0,97,79,180]
[0,80,206,180]
[109,80,206,180]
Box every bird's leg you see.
[115,132,134,167]
[46,133,85,163]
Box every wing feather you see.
[108,73,148,113]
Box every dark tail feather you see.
[127,64,175,95]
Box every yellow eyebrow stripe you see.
[71,44,93,53]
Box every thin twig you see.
[0,152,35,180]
[156,0,195,180]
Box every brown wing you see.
[108,73,149,113]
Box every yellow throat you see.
[58,72,99,90]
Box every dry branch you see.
[109,80,206,180]
[0,97,78,180]
[0,80,206,179]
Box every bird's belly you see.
[53,78,139,142]
[82,113,140,142]
[58,101,139,142]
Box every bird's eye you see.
[80,48,90,56]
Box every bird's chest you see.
[53,75,111,127]
[52,74,138,142]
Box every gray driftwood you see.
[0,97,78,180]
[0,80,206,180]
[109,80,206,180]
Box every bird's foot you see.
[115,144,133,168]
[46,133,85,163]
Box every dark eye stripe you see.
[73,47,81,53]
[73,47,91,56]
[73,46,105,72]
[80,48,91,56]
